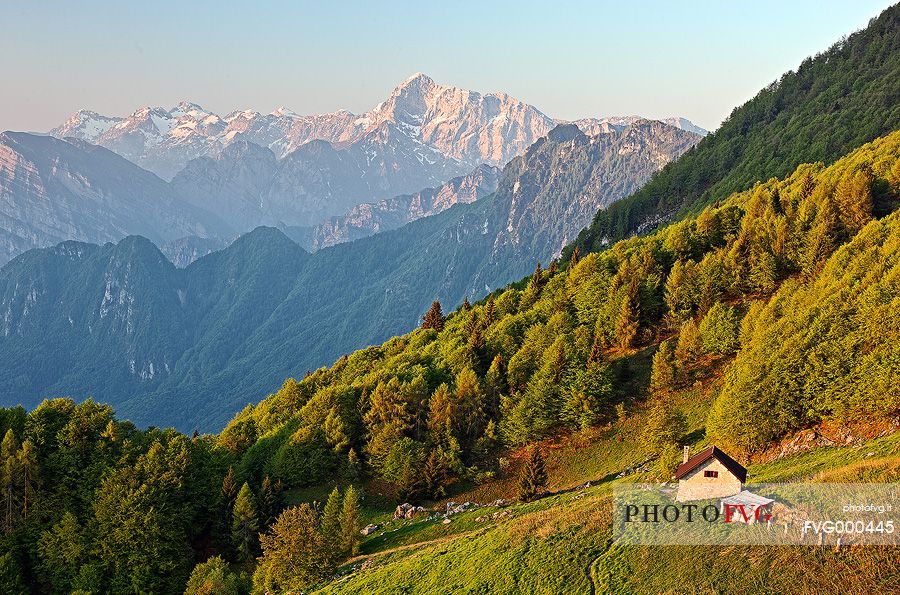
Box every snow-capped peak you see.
[47,73,706,180]
[170,101,213,117]
[50,109,122,142]
[270,106,298,118]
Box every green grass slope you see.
[316,424,899,594]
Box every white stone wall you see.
[676,458,743,502]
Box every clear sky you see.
[0,0,894,133]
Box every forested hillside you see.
[0,120,694,432]
[572,4,900,252]
[221,131,900,499]
[0,130,896,593]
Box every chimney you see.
[682,446,690,464]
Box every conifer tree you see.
[836,167,874,233]
[344,448,361,483]
[17,440,37,520]
[748,251,778,293]
[530,261,543,289]
[640,401,687,455]
[232,483,259,563]
[665,259,701,318]
[484,355,507,415]
[675,318,703,364]
[454,368,486,448]
[428,383,453,444]
[802,198,840,277]
[462,296,471,310]
[468,320,489,373]
[548,260,559,275]
[258,475,277,529]
[321,487,342,564]
[421,450,450,499]
[615,298,639,349]
[517,447,548,502]
[650,339,677,394]
[421,301,445,331]
[339,486,361,557]
[222,466,237,507]
[484,295,496,326]
[587,333,605,365]
[568,246,580,270]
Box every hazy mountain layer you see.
[0,121,697,430]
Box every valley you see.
[0,4,897,594]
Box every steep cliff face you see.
[303,164,501,250]
[0,132,231,266]
[462,120,701,294]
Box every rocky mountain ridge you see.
[50,73,706,180]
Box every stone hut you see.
[674,445,747,502]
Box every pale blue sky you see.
[0,0,893,132]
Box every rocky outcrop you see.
[393,503,426,520]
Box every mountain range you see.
[50,73,705,181]
[0,119,699,431]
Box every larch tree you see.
[835,167,874,233]
[221,466,238,515]
[640,401,687,455]
[675,318,703,365]
[421,301,445,331]
[339,485,361,557]
[614,298,639,350]
[232,482,259,563]
[650,339,678,394]
[321,487,342,564]
[258,475,277,529]
[517,447,548,502]
[17,440,37,521]
[568,246,581,270]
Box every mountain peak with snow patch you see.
[47,74,706,179]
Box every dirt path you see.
[345,525,493,566]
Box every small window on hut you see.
[704,470,719,478]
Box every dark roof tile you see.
[674,446,747,483]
